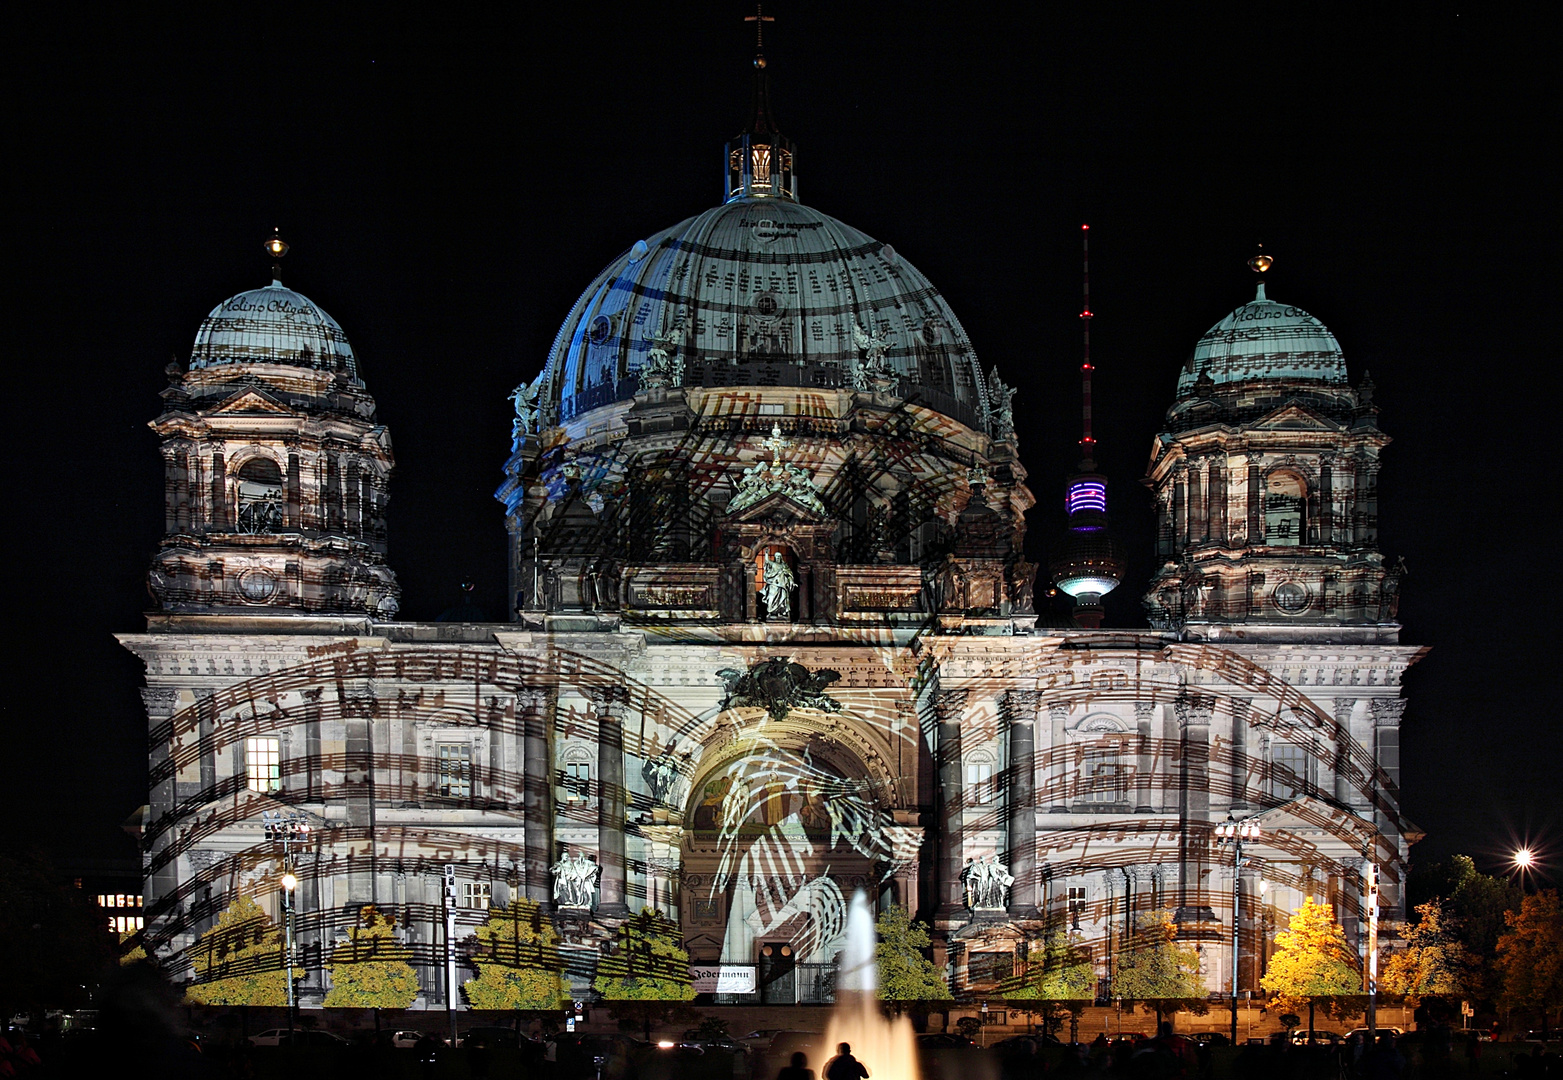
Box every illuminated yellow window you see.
[246,737,281,794]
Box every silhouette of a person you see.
[825,1042,870,1080]
[778,1051,815,1080]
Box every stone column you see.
[595,689,629,917]
[285,448,302,530]
[1006,690,1039,917]
[1047,703,1069,813]
[1333,699,1356,806]
[173,444,192,533]
[345,458,361,538]
[324,451,342,533]
[210,447,227,531]
[519,690,554,905]
[1188,460,1206,545]
[161,447,178,535]
[1175,695,1212,918]
[1230,698,1250,810]
[1319,457,1334,545]
[1133,702,1155,813]
[933,688,969,926]
[1172,468,1188,552]
[1247,463,1263,546]
[1210,460,1227,545]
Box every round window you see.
[237,569,278,603]
[754,292,779,317]
[589,315,612,345]
[1272,581,1310,614]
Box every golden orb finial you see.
[1248,244,1273,274]
[264,228,290,260]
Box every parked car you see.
[248,1028,349,1047]
[767,1031,824,1061]
[1345,1027,1403,1042]
[1192,1033,1231,1046]
[387,1030,429,1049]
[458,1026,523,1049]
[1290,1030,1343,1046]
[740,1029,784,1053]
[917,1033,974,1049]
[681,1028,745,1053]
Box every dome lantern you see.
[725,4,796,203]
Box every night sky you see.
[9,4,1558,885]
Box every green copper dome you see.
[1176,282,1346,398]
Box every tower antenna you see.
[1080,223,1094,469]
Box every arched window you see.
[235,457,284,534]
[1264,472,1306,547]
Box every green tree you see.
[875,904,952,1012]
[1448,855,1523,1004]
[185,894,297,1006]
[462,898,568,1010]
[1005,928,1093,1040]
[1261,898,1361,1036]
[1112,910,1207,1029]
[1382,899,1473,1006]
[594,908,696,1040]
[1496,890,1563,1037]
[323,904,420,1008]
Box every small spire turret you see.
[725,5,796,202]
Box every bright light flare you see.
[281,872,299,891]
[1515,847,1535,869]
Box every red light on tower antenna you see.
[1081,223,1090,230]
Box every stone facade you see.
[121,109,1418,1009]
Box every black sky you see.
[8,3,1559,884]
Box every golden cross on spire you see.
[745,3,774,54]
[761,421,790,464]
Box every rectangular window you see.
[564,758,591,801]
[245,737,281,794]
[1376,728,1400,790]
[965,759,995,805]
[1271,742,1309,800]
[437,744,473,799]
[1067,886,1088,929]
[1082,744,1126,805]
[462,881,491,910]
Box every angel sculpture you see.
[852,320,892,380]
[509,379,540,447]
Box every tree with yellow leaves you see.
[1382,899,1472,1009]
[1261,898,1361,1038]
[462,898,568,1010]
[185,895,297,1006]
[323,904,420,1008]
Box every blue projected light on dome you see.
[1067,481,1107,516]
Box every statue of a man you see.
[761,551,796,622]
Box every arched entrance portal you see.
[682,718,894,1003]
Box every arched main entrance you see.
[681,715,895,1002]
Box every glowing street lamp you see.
[1515,847,1535,870]
[1213,814,1262,1045]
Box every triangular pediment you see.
[210,387,294,415]
[1250,794,1377,844]
[1249,401,1340,431]
[723,488,831,525]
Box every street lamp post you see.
[262,811,311,1027]
[1214,815,1261,1046]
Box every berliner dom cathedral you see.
[120,47,1417,1011]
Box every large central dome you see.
[539,197,991,431]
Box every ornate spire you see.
[725,5,796,202]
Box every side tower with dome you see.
[145,237,399,617]
[1143,258,1398,637]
